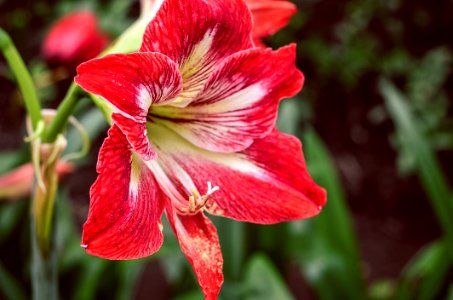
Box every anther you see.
[180,182,220,215]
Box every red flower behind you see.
[75,0,325,298]
[42,10,108,67]
[0,162,73,200]
[246,0,297,46]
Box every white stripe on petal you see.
[198,82,265,113]
[129,154,141,201]
[137,86,153,110]
[169,28,218,108]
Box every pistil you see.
[180,181,219,215]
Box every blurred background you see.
[0,0,452,299]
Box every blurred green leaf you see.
[393,240,450,300]
[243,254,294,300]
[0,200,27,242]
[71,258,110,300]
[214,217,245,281]
[380,79,453,259]
[172,289,204,300]
[368,279,395,300]
[407,47,452,105]
[0,150,27,174]
[292,129,365,300]
[114,260,145,300]
[448,284,453,300]
[0,261,27,300]
[56,190,84,272]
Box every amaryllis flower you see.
[246,0,297,46]
[42,10,108,67]
[75,0,325,298]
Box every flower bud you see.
[42,10,108,67]
[0,161,73,200]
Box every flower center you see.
[179,182,219,215]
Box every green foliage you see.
[0,261,27,300]
[242,254,294,300]
[381,79,453,260]
[393,240,450,300]
[292,129,365,300]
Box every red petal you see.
[246,0,297,39]
[166,203,223,300]
[149,124,325,224]
[42,10,108,66]
[75,52,182,159]
[205,130,326,223]
[112,113,154,160]
[82,125,164,259]
[152,45,304,153]
[141,0,253,105]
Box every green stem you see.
[42,83,80,143]
[31,210,58,300]
[0,28,42,130]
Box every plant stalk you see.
[42,83,80,143]
[0,28,42,130]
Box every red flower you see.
[246,0,297,46]
[42,10,108,66]
[75,0,325,298]
[0,162,73,200]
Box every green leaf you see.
[114,260,145,300]
[393,240,450,300]
[0,261,27,300]
[0,200,27,242]
[71,258,110,300]
[380,78,453,259]
[172,290,204,300]
[448,284,453,300]
[213,217,246,281]
[0,151,27,174]
[294,129,365,300]
[243,254,294,300]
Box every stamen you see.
[179,182,220,215]
[206,181,220,195]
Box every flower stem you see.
[0,28,42,130]
[29,136,67,300]
[31,209,58,300]
[42,82,80,143]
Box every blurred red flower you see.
[246,0,297,46]
[0,162,73,200]
[42,10,108,67]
